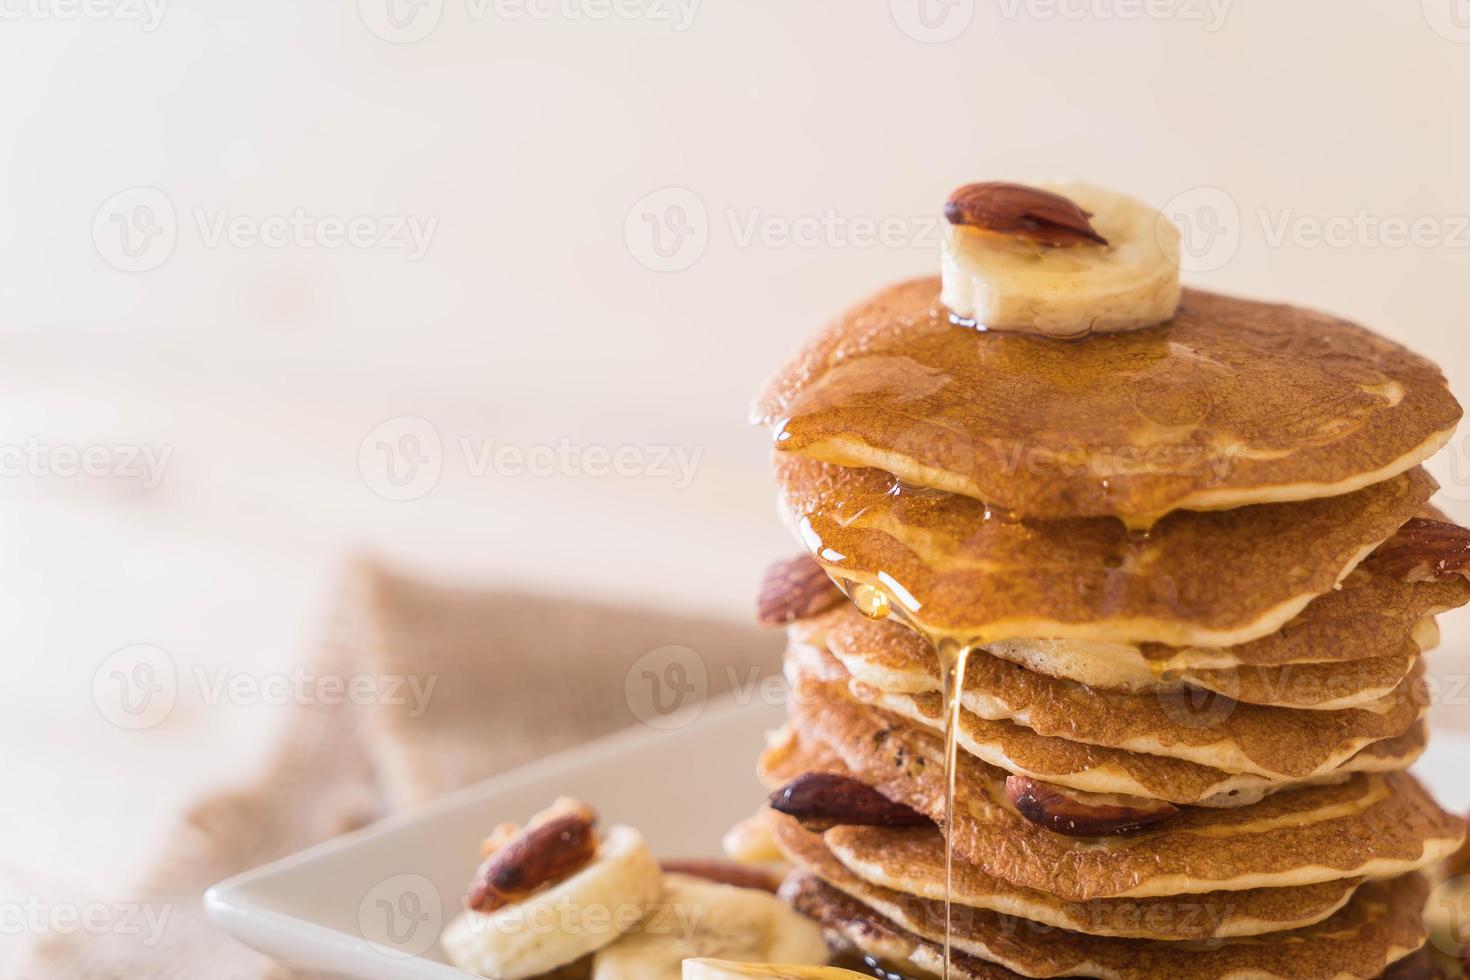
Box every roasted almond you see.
[1005,775,1178,837]
[757,555,845,628]
[467,799,599,912]
[770,772,932,833]
[1364,517,1470,582]
[480,821,522,858]
[945,181,1109,247]
[661,859,782,893]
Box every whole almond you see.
[756,555,845,628]
[945,181,1108,247]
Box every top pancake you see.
[754,278,1460,524]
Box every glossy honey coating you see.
[786,626,1426,806]
[754,279,1460,523]
[765,688,1465,902]
[776,455,1436,648]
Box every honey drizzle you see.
[936,639,972,980]
[816,531,973,978]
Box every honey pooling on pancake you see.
[756,280,1460,525]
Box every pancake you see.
[980,567,1467,694]
[767,690,1465,900]
[768,813,1363,941]
[780,871,1023,980]
[786,636,1427,805]
[817,607,1427,779]
[777,821,1429,980]
[768,546,1469,701]
[985,620,1439,697]
[754,278,1461,524]
[777,455,1435,647]
[782,872,1429,980]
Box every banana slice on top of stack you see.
[940,179,1181,337]
[440,797,831,980]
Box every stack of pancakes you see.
[748,278,1470,979]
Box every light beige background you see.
[2,0,1468,968]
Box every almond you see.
[661,859,782,893]
[757,555,845,628]
[467,799,599,912]
[945,181,1109,247]
[1364,517,1470,582]
[770,772,932,833]
[1005,775,1178,837]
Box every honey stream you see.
[849,581,971,980]
[936,640,972,980]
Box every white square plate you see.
[205,698,1470,979]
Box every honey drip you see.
[850,583,892,620]
[935,638,972,980]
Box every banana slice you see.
[939,180,1181,337]
[441,824,663,980]
[684,960,870,979]
[722,811,786,866]
[592,873,829,980]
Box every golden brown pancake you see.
[780,871,1023,980]
[979,566,1467,696]
[766,689,1465,900]
[786,636,1427,806]
[782,871,1428,980]
[768,813,1362,941]
[778,821,1429,980]
[754,278,1461,524]
[778,455,1436,647]
[816,607,1427,779]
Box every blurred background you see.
[2,0,1468,969]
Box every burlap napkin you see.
[20,559,778,979]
